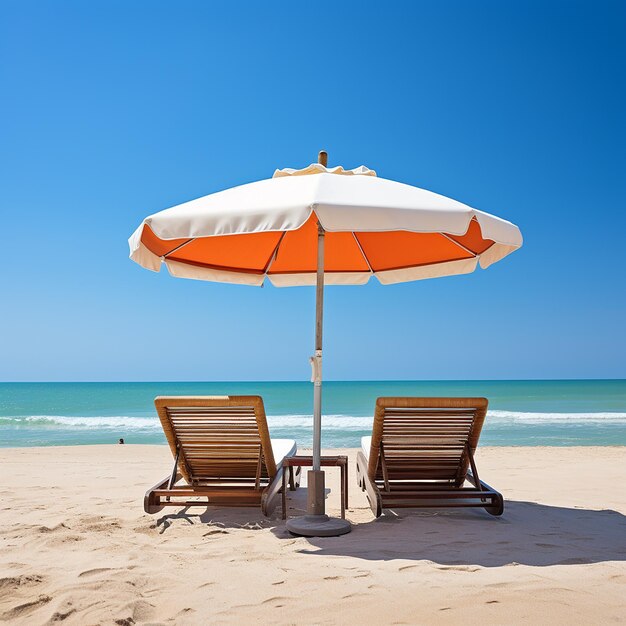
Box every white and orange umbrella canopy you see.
[129,162,522,287]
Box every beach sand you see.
[1,446,625,625]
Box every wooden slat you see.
[154,395,278,485]
[368,397,488,490]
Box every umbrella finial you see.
[318,150,328,167]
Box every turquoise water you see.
[0,380,625,448]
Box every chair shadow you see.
[153,491,626,567]
[155,509,276,533]
[154,483,317,533]
[297,501,626,567]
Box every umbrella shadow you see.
[294,501,626,567]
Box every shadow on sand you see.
[297,501,626,567]
[154,485,329,533]
[155,489,626,568]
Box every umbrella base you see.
[286,514,351,537]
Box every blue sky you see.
[1,1,625,381]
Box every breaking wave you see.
[1,410,626,431]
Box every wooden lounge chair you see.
[144,396,299,516]
[356,397,503,517]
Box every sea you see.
[1,380,625,448]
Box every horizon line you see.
[1,378,625,384]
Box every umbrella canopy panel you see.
[129,164,522,287]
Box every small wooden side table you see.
[281,455,348,520]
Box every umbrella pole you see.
[313,149,327,475]
[313,220,324,472]
[285,214,351,536]
[308,221,325,511]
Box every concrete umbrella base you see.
[286,514,351,537]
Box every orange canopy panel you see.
[167,230,282,273]
[140,214,495,276]
[268,214,370,274]
[141,224,282,273]
[447,217,495,255]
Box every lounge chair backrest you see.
[368,397,488,485]
[154,396,277,483]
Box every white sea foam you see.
[488,410,626,424]
[0,414,371,431]
[9,415,163,429]
[1,410,626,431]
[271,415,372,429]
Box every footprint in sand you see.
[0,574,44,593]
[260,596,289,605]
[44,535,86,548]
[36,523,69,533]
[78,568,114,578]
[121,599,155,622]
[341,592,370,600]
[1,594,51,620]
[49,606,77,621]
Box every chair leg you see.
[356,454,365,491]
[292,466,302,489]
[357,451,382,517]
[467,473,505,517]
[282,469,287,520]
[261,469,285,517]
[484,493,504,516]
[144,475,170,514]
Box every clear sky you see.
[1,1,625,382]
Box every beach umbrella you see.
[128,151,522,536]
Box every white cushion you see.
[271,438,297,469]
[361,436,371,460]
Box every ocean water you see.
[0,380,625,448]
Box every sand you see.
[1,445,625,625]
